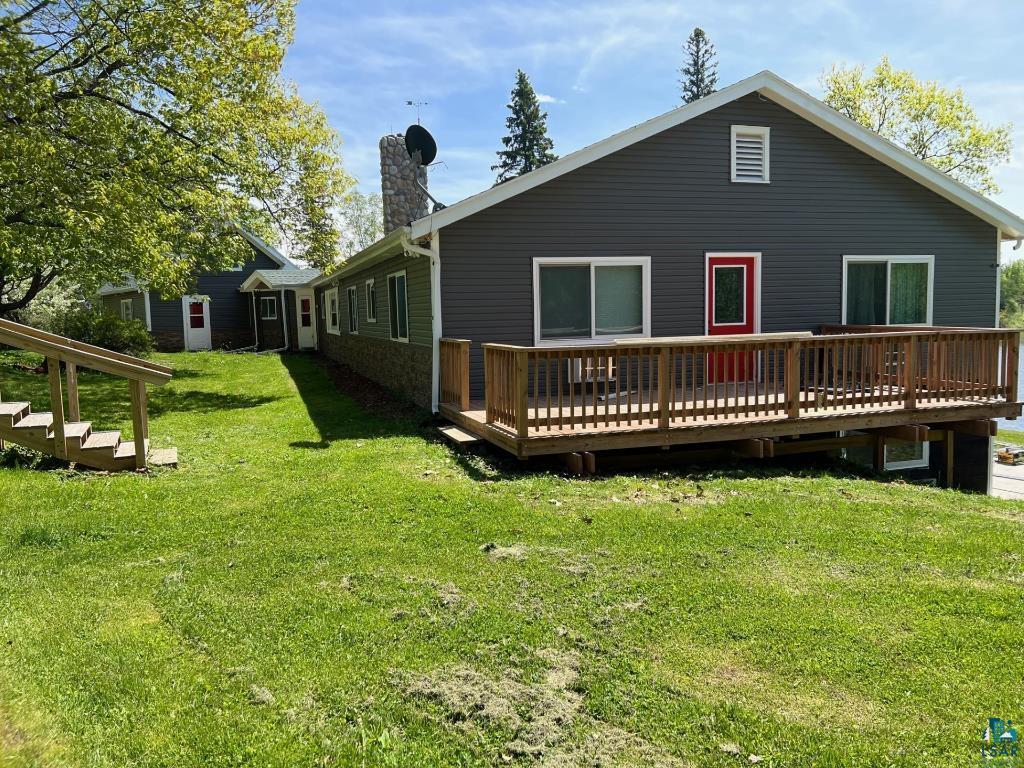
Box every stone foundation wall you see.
[320,331,432,408]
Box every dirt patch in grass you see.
[313,356,424,421]
[400,648,684,764]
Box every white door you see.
[182,296,212,350]
[295,290,316,350]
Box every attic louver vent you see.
[731,125,770,183]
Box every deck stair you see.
[0,318,176,471]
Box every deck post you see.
[1008,333,1020,403]
[65,361,80,422]
[459,340,471,411]
[658,345,670,429]
[47,357,66,459]
[904,335,918,410]
[785,341,801,419]
[515,349,529,438]
[129,379,148,469]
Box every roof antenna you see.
[405,100,428,125]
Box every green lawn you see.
[1,350,1023,767]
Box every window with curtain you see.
[537,259,647,342]
[844,258,931,325]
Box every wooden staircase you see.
[0,317,174,471]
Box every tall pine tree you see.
[492,70,558,184]
[680,28,719,104]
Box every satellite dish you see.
[404,124,437,166]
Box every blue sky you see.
[283,0,1024,259]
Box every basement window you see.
[731,125,770,183]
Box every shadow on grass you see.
[148,389,282,417]
[281,354,427,449]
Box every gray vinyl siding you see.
[439,92,998,395]
[318,252,431,347]
[146,249,279,349]
[100,291,145,323]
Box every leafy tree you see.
[679,27,718,104]
[1001,260,1024,327]
[338,191,384,260]
[0,0,351,316]
[821,57,1012,194]
[492,69,557,184]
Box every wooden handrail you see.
[477,328,1021,438]
[0,321,171,385]
[0,317,171,376]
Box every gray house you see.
[309,71,1023,490]
[98,228,317,351]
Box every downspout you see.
[143,291,153,331]
[401,230,441,412]
[281,288,290,351]
[251,292,260,350]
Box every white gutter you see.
[399,231,442,412]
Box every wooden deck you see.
[438,328,1022,459]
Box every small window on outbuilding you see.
[260,295,278,320]
[120,298,133,321]
[731,125,769,183]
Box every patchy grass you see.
[1,350,1023,767]
[997,426,1024,445]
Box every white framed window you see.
[842,256,934,326]
[365,278,377,322]
[325,287,340,334]
[120,298,133,321]
[731,125,770,183]
[884,440,930,470]
[347,286,358,333]
[260,295,277,320]
[387,270,409,342]
[532,257,651,345]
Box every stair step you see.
[0,401,30,417]
[14,412,53,433]
[438,424,481,446]
[81,430,120,451]
[113,441,138,460]
[64,422,92,439]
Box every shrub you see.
[53,308,154,357]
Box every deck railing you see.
[0,317,172,467]
[438,327,1021,438]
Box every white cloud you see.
[536,93,564,104]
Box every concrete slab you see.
[993,460,1024,500]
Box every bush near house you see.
[0,350,1022,767]
[51,308,154,357]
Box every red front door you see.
[706,253,758,381]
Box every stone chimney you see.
[380,133,429,232]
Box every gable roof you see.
[408,70,1024,240]
[239,268,321,292]
[232,225,296,268]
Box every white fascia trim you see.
[310,229,408,288]
[232,224,295,268]
[407,71,1024,240]
[239,270,273,293]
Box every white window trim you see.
[260,295,278,321]
[325,287,340,335]
[120,298,133,321]
[841,255,935,326]
[884,440,931,471]
[387,269,410,343]
[347,285,358,334]
[710,264,748,327]
[730,125,770,184]
[365,278,377,322]
[532,257,652,346]
[704,253,761,335]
